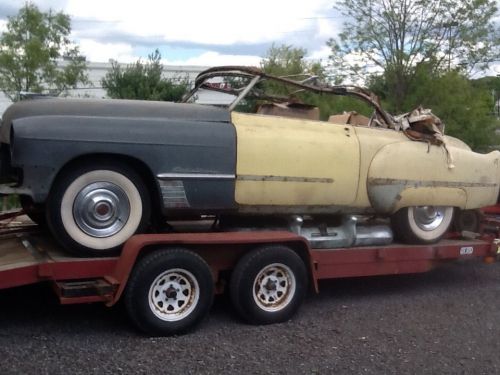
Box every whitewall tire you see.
[47,162,150,257]
[391,206,454,244]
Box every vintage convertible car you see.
[0,66,498,256]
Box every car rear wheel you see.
[47,161,151,257]
[391,206,454,244]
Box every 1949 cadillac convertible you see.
[0,66,498,256]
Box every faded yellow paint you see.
[232,112,360,205]
[393,187,467,212]
[351,126,407,207]
[367,141,500,211]
[231,111,500,213]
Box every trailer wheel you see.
[47,161,150,257]
[454,209,481,233]
[125,248,214,336]
[391,206,454,244]
[230,245,307,325]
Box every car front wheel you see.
[391,206,454,244]
[47,161,151,257]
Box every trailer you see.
[0,211,499,336]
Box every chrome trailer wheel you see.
[252,263,296,313]
[125,248,214,336]
[148,268,200,322]
[230,245,307,325]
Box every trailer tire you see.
[454,209,481,233]
[125,248,214,336]
[230,245,307,325]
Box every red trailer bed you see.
[0,213,498,336]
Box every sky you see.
[0,0,341,66]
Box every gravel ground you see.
[0,259,499,374]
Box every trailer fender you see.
[107,231,317,306]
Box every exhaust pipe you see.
[290,215,393,249]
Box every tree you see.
[328,0,500,112]
[259,44,319,99]
[0,2,89,101]
[260,44,373,119]
[262,44,319,76]
[101,49,188,101]
[403,69,498,150]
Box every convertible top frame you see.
[182,65,396,128]
[184,66,453,150]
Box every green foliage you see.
[1,195,19,211]
[259,44,372,120]
[310,95,373,121]
[473,76,500,94]
[259,44,313,99]
[385,68,498,150]
[328,0,500,112]
[0,2,89,101]
[262,44,308,76]
[101,49,188,101]
[260,45,496,150]
[261,44,324,95]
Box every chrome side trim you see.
[368,178,497,188]
[237,175,334,183]
[157,173,235,180]
[158,180,190,208]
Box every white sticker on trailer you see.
[460,246,474,255]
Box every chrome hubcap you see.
[149,269,199,321]
[253,263,295,312]
[73,182,130,238]
[413,206,446,231]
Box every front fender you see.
[10,114,237,212]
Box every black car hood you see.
[0,98,231,143]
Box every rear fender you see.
[367,142,500,213]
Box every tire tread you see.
[230,245,307,325]
[125,248,214,336]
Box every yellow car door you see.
[232,112,361,207]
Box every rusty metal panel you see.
[310,239,494,282]
[313,260,434,280]
[0,232,119,289]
